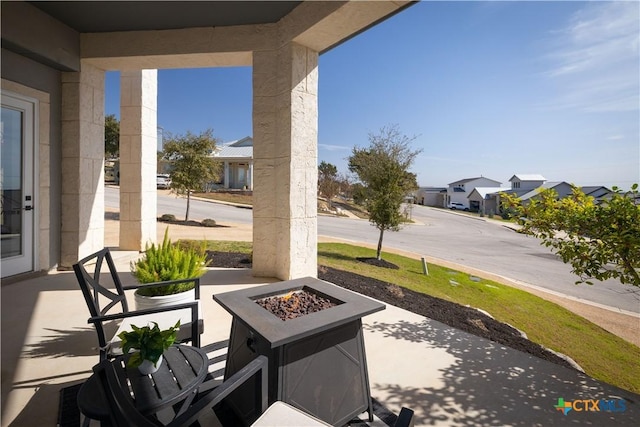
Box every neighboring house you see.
[446,177,502,210]
[489,174,548,213]
[467,187,510,214]
[582,186,612,202]
[210,137,253,190]
[415,187,447,207]
[508,174,546,191]
[489,177,612,214]
[518,181,574,204]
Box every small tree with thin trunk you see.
[162,129,222,221]
[502,184,640,286]
[318,161,340,209]
[348,125,421,260]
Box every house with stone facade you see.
[0,1,413,280]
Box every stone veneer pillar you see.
[252,43,318,280]
[60,61,105,267]
[119,70,158,250]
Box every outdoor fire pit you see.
[214,277,385,426]
[255,288,339,320]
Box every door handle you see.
[24,205,33,211]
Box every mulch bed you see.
[206,251,575,370]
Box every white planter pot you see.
[138,355,162,375]
[134,288,196,311]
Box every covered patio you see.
[1,0,414,281]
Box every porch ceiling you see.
[29,1,302,33]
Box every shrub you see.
[131,228,208,296]
[160,214,176,222]
[201,218,216,227]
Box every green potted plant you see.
[118,321,180,374]
[130,228,209,310]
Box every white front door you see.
[1,92,36,278]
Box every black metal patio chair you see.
[73,247,203,361]
[89,354,415,427]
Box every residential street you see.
[105,187,640,315]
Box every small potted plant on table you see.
[118,321,180,374]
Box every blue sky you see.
[105,1,640,189]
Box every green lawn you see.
[200,240,640,394]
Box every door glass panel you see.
[1,107,23,258]
[237,166,246,187]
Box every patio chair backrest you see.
[74,247,129,316]
[73,248,129,355]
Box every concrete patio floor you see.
[2,252,639,427]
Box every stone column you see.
[252,43,318,280]
[119,70,158,250]
[60,61,105,268]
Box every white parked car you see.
[156,174,171,189]
[447,202,469,211]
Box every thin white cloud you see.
[607,134,625,141]
[318,144,351,151]
[542,1,639,112]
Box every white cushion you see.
[251,401,331,427]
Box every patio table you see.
[77,345,208,423]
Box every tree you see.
[161,129,223,221]
[105,114,120,158]
[337,172,354,200]
[348,125,422,260]
[318,161,340,208]
[502,184,640,286]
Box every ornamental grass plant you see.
[131,228,208,297]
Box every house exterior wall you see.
[549,182,574,199]
[227,162,251,189]
[468,191,499,214]
[415,188,446,206]
[1,49,63,273]
[510,178,545,191]
[423,192,445,207]
[60,62,106,267]
[447,177,501,209]
[521,182,574,205]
